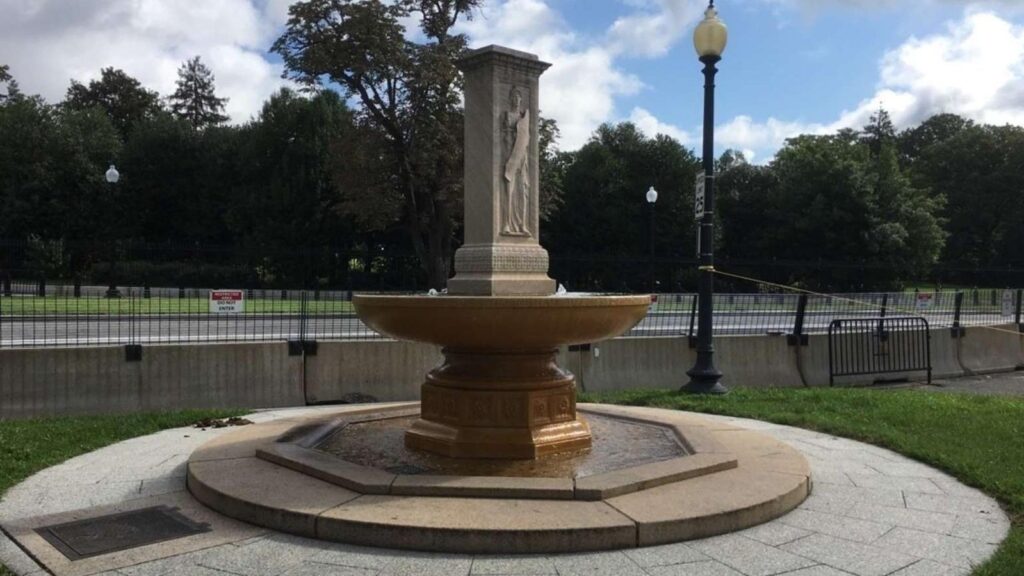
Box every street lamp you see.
[646,186,658,293]
[683,0,728,395]
[104,164,121,298]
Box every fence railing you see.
[1,281,1022,349]
[828,316,933,386]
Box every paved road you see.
[0,309,1012,346]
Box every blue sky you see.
[3,0,1023,161]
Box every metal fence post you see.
[788,294,808,346]
[125,287,142,362]
[952,291,965,338]
[1016,289,1022,333]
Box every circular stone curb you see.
[186,403,811,554]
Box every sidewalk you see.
[0,406,1009,576]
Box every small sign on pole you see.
[694,173,706,220]
[210,290,245,314]
[915,293,934,310]
[1002,290,1015,317]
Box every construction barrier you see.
[0,342,303,420]
[715,335,804,388]
[3,328,1020,419]
[304,340,440,404]
[958,324,1024,374]
[573,337,694,392]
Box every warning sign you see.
[1002,290,1015,317]
[210,290,245,314]
[915,293,934,310]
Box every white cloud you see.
[458,0,648,149]
[716,115,828,155]
[629,107,692,144]
[0,0,289,124]
[607,0,703,58]
[715,8,1024,161]
[0,0,702,149]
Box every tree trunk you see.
[424,201,453,290]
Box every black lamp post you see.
[646,186,658,293]
[104,164,122,299]
[683,1,728,395]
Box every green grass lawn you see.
[0,409,241,576]
[580,387,1024,575]
[0,296,354,316]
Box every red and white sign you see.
[210,290,245,314]
[915,293,934,310]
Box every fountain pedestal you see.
[353,294,651,459]
[354,45,650,460]
[409,349,589,459]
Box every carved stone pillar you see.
[447,45,556,297]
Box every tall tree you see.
[273,0,481,288]
[64,68,162,139]
[898,113,974,166]
[762,130,944,290]
[538,117,565,223]
[912,124,1024,268]
[169,56,230,129]
[862,107,896,158]
[0,64,22,104]
[230,89,362,264]
[546,122,701,291]
[0,92,121,277]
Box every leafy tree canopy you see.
[911,124,1024,268]
[64,67,162,138]
[272,0,482,288]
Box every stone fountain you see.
[187,46,810,555]
[353,45,650,460]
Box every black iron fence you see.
[2,280,1021,349]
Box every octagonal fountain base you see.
[187,403,811,554]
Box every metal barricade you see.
[828,316,931,386]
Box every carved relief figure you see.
[502,86,531,236]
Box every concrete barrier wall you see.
[139,343,304,411]
[4,325,1021,419]
[574,337,695,392]
[304,341,441,403]
[0,343,303,420]
[715,335,804,388]
[0,346,140,419]
[574,334,803,391]
[930,331,965,380]
[958,324,1023,374]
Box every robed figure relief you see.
[502,87,531,237]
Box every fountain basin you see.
[352,294,651,350]
[353,294,651,459]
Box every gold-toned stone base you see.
[406,416,592,459]
[351,293,652,460]
[408,349,592,459]
[186,403,812,554]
